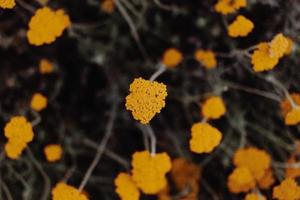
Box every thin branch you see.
[149,63,166,81]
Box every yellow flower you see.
[273,178,300,200]
[189,122,222,154]
[114,173,140,200]
[251,42,279,72]
[44,144,63,162]
[4,116,34,143]
[0,0,15,9]
[194,50,217,69]
[131,151,171,194]
[101,0,115,13]
[39,59,54,74]
[228,15,254,37]
[233,147,271,180]
[244,193,266,200]
[125,78,167,124]
[162,48,183,68]
[269,33,289,58]
[214,0,247,15]
[4,141,26,159]
[228,167,256,194]
[27,7,71,46]
[52,182,88,200]
[30,93,48,112]
[202,96,226,119]
[285,107,300,125]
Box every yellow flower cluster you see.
[131,151,171,194]
[125,78,167,124]
[162,48,183,68]
[214,0,246,15]
[251,33,289,72]
[228,167,256,193]
[27,7,71,46]
[44,144,63,162]
[4,116,34,159]
[189,122,222,154]
[194,49,217,69]
[245,193,266,200]
[0,0,15,9]
[114,173,140,200]
[101,0,115,13]
[202,96,226,119]
[39,59,54,74]
[52,182,88,200]
[228,15,254,37]
[273,178,300,200]
[30,93,48,112]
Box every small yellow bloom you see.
[202,96,226,119]
[285,107,300,125]
[131,151,171,194]
[214,0,247,15]
[189,122,222,154]
[125,78,167,124]
[30,93,48,112]
[5,141,26,159]
[228,15,254,37]
[27,7,71,46]
[52,182,88,200]
[269,33,289,58]
[4,116,34,143]
[227,167,256,194]
[44,144,63,162]
[251,42,279,72]
[244,193,266,200]
[162,48,183,68]
[0,0,15,9]
[39,59,54,74]
[194,50,217,69]
[101,0,115,13]
[114,173,140,200]
[273,178,300,200]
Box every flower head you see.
[201,96,226,119]
[273,178,300,200]
[189,122,222,154]
[227,167,256,194]
[39,59,54,74]
[101,0,115,13]
[52,182,88,200]
[269,33,289,58]
[214,0,247,15]
[114,173,140,200]
[285,107,300,125]
[280,93,300,116]
[194,50,217,69]
[0,0,15,9]
[30,93,48,112]
[27,7,71,46]
[228,15,254,37]
[4,116,34,143]
[125,78,167,124]
[162,48,183,68]
[233,147,271,180]
[44,144,63,162]
[245,193,266,200]
[5,141,26,160]
[131,151,171,194]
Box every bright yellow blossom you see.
[30,93,48,112]
[189,122,222,154]
[194,50,217,69]
[44,144,63,162]
[162,48,183,68]
[52,182,88,200]
[269,33,289,58]
[114,173,140,200]
[5,141,26,160]
[214,0,247,15]
[0,0,15,9]
[4,116,34,143]
[285,107,300,125]
[228,15,254,37]
[202,96,226,119]
[27,7,71,46]
[125,78,167,124]
[228,167,256,194]
[273,178,300,200]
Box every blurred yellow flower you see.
[273,178,300,200]
[101,0,115,13]
[189,122,222,154]
[5,141,26,160]
[0,0,15,9]
[162,48,183,68]
[4,116,34,143]
[228,167,256,194]
[194,50,217,69]
[114,173,140,200]
[215,0,246,15]
[27,7,71,46]
[131,151,171,194]
[228,15,254,37]
[39,59,54,74]
[44,144,63,162]
[31,93,48,112]
[52,182,88,200]
[269,33,289,58]
[285,107,300,125]
[125,78,167,124]
[202,96,226,119]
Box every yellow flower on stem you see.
[228,15,254,37]
[194,50,217,69]
[273,178,300,200]
[30,93,48,112]
[52,182,88,200]
[44,144,63,162]
[228,167,256,194]
[201,96,226,119]
[114,173,140,200]
[162,48,183,68]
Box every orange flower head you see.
[227,167,256,194]
[269,33,289,58]
[280,93,300,116]
[214,0,247,15]
[30,93,48,112]
[101,0,115,13]
[4,140,26,159]
[162,48,183,68]
[125,78,167,124]
[39,59,54,74]
[228,15,254,37]
[273,178,300,200]
[0,0,15,9]
[285,107,300,125]
[194,50,217,69]
[244,193,266,200]
[189,122,222,154]
[52,182,88,200]
[4,116,34,143]
[131,151,171,194]
[114,173,140,200]
[44,144,63,162]
[201,96,226,119]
